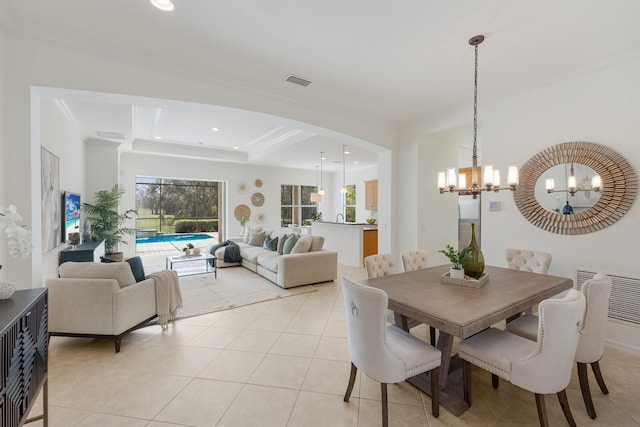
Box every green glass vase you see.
[462,222,484,279]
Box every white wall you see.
[38,98,86,282]
[398,57,640,353]
[0,26,7,278]
[1,33,396,288]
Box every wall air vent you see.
[97,131,126,140]
[285,74,312,87]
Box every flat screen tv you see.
[62,191,81,243]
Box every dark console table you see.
[59,239,105,264]
[0,288,49,426]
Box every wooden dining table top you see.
[361,264,573,339]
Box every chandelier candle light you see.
[438,35,518,199]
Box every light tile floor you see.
[28,264,640,426]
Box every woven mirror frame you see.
[514,141,637,235]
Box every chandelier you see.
[438,35,518,199]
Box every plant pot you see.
[450,268,464,280]
[105,252,124,262]
[192,248,201,256]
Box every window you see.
[136,177,221,233]
[281,185,318,227]
[344,184,356,222]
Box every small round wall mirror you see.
[514,141,637,235]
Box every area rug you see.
[175,266,318,319]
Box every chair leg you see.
[430,367,440,418]
[591,361,609,394]
[462,360,472,406]
[343,362,357,402]
[534,393,549,427]
[577,362,597,419]
[429,326,436,346]
[491,373,499,389]
[381,382,388,427]
[557,389,577,427]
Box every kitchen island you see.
[312,222,377,267]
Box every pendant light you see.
[319,152,325,195]
[437,35,518,199]
[340,145,348,194]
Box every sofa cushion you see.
[291,235,313,253]
[310,235,325,252]
[263,234,278,251]
[249,230,266,246]
[101,256,146,282]
[283,233,300,254]
[257,252,279,273]
[240,245,270,264]
[277,233,290,255]
[59,261,137,288]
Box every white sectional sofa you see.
[211,227,338,289]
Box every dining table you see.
[362,264,573,416]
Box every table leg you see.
[406,331,469,416]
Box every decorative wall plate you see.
[255,179,263,188]
[256,213,265,223]
[238,182,248,194]
[251,192,265,207]
[233,204,251,221]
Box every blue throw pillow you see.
[101,256,146,282]
[283,233,300,254]
[263,235,279,251]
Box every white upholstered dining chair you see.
[506,273,612,419]
[364,253,396,279]
[400,249,435,344]
[458,290,586,427]
[341,277,441,426]
[505,248,552,274]
[400,249,428,272]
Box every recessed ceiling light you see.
[344,150,350,154]
[150,0,174,11]
[233,146,239,150]
[353,161,360,164]
[211,127,219,132]
[154,136,162,139]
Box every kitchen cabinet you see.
[364,180,378,211]
[363,228,378,264]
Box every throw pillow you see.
[263,235,279,251]
[291,235,313,253]
[282,233,300,254]
[248,230,266,246]
[101,256,146,282]
[277,233,289,255]
[309,235,325,252]
[126,256,146,282]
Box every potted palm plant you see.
[439,244,472,280]
[82,185,137,261]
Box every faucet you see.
[336,213,344,223]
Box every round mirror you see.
[535,163,601,214]
[514,141,637,235]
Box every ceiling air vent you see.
[285,74,312,87]
[97,131,126,140]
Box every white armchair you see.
[458,290,586,427]
[47,261,159,352]
[341,277,441,426]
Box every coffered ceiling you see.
[2,0,639,171]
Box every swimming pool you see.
[136,233,213,244]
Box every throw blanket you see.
[209,240,242,264]
[149,270,183,326]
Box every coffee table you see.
[166,253,217,278]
